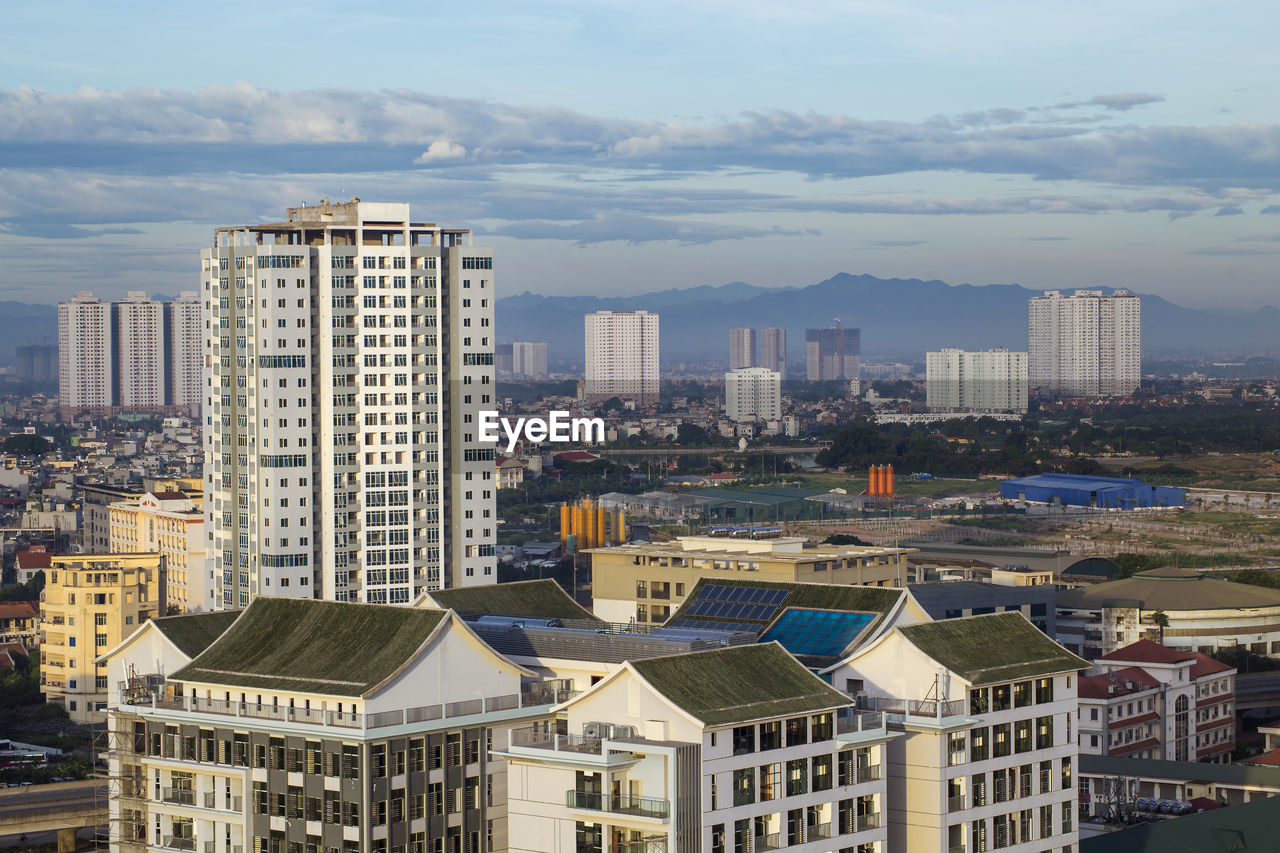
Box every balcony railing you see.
[610,837,667,853]
[161,788,195,806]
[948,795,966,812]
[809,822,833,839]
[566,789,670,820]
[858,764,881,783]
[856,813,881,831]
[836,710,886,736]
[161,837,195,852]
[201,792,243,811]
[122,681,576,730]
[753,833,782,852]
[855,696,966,719]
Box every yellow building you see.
[586,535,912,625]
[109,490,209,612]
[40,553,166,722]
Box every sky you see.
[2,0,1279,309]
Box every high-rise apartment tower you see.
[203,200,496,608]
[511,341,548,378]
[806,326,860,381]
[58,291,114,408]
[1028,289,1141,397]
[926,347,1028,413]
[729,327,757,370]
[761,326,787,378]
[167,291,203,407]
[584,310,659,405]
[115,291,166,407]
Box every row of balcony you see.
[159,788,244,812]
[567,790,670,820]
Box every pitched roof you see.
[1246,748,1280,767]
[665,577,904,634]
[1080,792,1280,853]
[1079,667,1160,700]
[1058,570,1280,612]
[15,550,51,569]
[0,602,38,620]
[1099,639,1196,665]
[427,579,601,623]
[152,610,242,658]
[1080,754,1280,788]
[629,642,850,726]
[172,598,448,696]
[898,612,1088,685]
[1190,652,1235,678]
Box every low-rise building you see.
[1077,755,1280,818]
[0,601,39,648]
[500,642,893,853]
[827,612,1087,853]
[1056,567,1280,658]
[14,545,51,585]
[907,581,1055,635]
[588,536,910,625]
[1077,640,1235,763]
[108,489,210,613]
[102,597,575,853]
[40,552,166,722]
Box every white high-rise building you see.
[115,291,166,407]
[725,367,782,422]
[729,326,757,370]
[58,290,114,408]
[511,340,548,378]
[203,200,496,609]
[584,310,659,405]
[1029,289,1141,397]
[762,326,787,378]
[167,290,203,408]
[926,347,1028,413]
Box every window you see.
[993,724,1011,758]
[732,768,755,807]
[1015,719,1033,753]
[759,720,781,751]
[785,758,807,796]
[1036,716,1054,750]
[811,754,832,791]
[970,687,989,715]
[786,717,808,746]
[993,684,1011,711]
[732,726,755,756]
[1035,677,1054,704]
[758,763,779,801]
[811,713,832,742]
[1014,681,1033,708]
[948,731,967,765]
[971,727,989,761]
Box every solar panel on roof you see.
[760,608,876,658]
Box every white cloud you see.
[415,140,467,163]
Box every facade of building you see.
[1077,755,1280,819]
[584,311,660,405]
[761,327,786,380]
[16,344,58,383]
[1055,567,1280,659]
[109,490,210,613]
[587,536,909,625]
[101,597,573,853]
[58,290,114,408]
[729,327,757,370]
[1077,640,1235,763]
[40,553,166,722]
[925,348,1028,414]
[805,327,859,382]
[203,200,497,608]
[1028,289,1141,398]
[828,612,1086,853]
[1000,473,1184,509]
[725,368,782,422]
[511,341,548,379]
[502,643,892,853]
[115,291,167,407]
[906,581,1055,635]
[167,290,203,408]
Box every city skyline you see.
[2,2,1280,310]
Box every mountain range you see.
[498,273,1280,364]
[4,277,1274,369]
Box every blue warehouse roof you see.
[1001,473,1184,509]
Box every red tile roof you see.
[1249,748,1280,766]
[150,490,188,501]
[15,550,52,569]
[0,602,38,621]
[1188,797,1222,811]
[1189,652,1234,678]
[1098,639,1196,665]
[1079,666,1161,699]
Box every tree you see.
[1,433,50,456]
[1150,610,1170,645]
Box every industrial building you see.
[1000,473,1185,509]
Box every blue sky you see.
[2,0,1279,307]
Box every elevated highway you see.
[0,780,105,851]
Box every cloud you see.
[866,240,925,246]
[1086,93,1165,111]
[1236,233,1280,242]
[1025,236,1070,241]
[1187,247,1280,255]
[0,221,144,239]
[414,140,467,163]
[1261,204,1280,214]
[1214,205,1245,216]
[490,214,819,245]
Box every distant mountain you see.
[497,273,1280,363]
[0,302,58,364]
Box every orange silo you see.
[559,504,571,545]
[886,464,895,498]
[596,507,607,549]
[867,465,877,496]
[615,510,626,544]
[872,465,883,496]
[584,503,597,549]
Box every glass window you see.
[993,684,1011,712]
[1015,720,1034,753]
[812,754,832,791]
[786,758,808,796]
[732,726,755,756]
[759,721,782,751]
[1014,681,1033,708]
[948,731,967,765]
[971,727,989,761]
[970,687,989,715]
[758,763,780,801]
[786,717,808,746]
[1036,716,1054,750]
[1036,677,1054,704]
[811,713,833,742]
[732,769,755,807]
[993,724,1011,758]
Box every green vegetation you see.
[0,570,44,601]
[823,533,873,546]
[1,433,50,455]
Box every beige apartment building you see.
[40,553,166,722]
[587,536,910,625]
[109,489,210,613]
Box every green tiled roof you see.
[664,577,903,633]
[1081,795,1280,853]
[898,611,1088,685]
[172,598,447,696]
[630,642,850,726]
[1080,754,1280,789]
[152,610,242,658]
[429,579,601,623]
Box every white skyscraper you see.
[167,290,203,409]
[725,367,782,422]
[761,326,787,378]
[729,327,756,370]
[58,290,114,409]
[926,347,1028,413]
[115,291,166,407]
[203,200,496,608]
[1029,289,1141,397]
[511,341,548,378]
[584,310,660,405]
